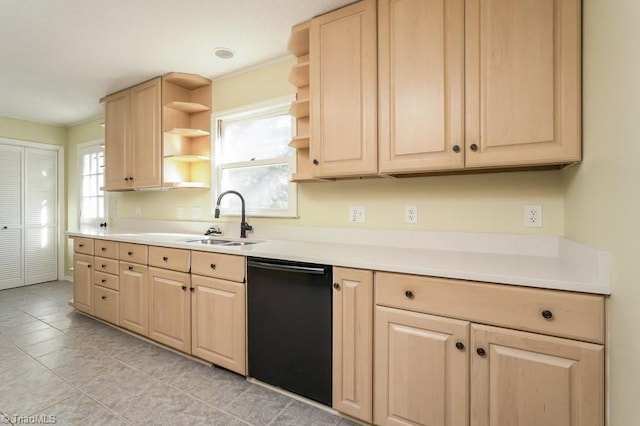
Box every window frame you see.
[77,140,108,227]
[212,95,297,218]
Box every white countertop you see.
[67,225,611,295]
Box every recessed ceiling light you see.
[214,47,235,59]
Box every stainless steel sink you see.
[186,238,261,246]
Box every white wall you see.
[563,0,640,423]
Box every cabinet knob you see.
[452,145,461,153]
[405,290,414,299]
[541,310,554,320]
[101,279,106,283]
[129,176,134,181]
[128,266,133,271]
[101,247,106,251]
[101,295,107,300]
[455,342,465,351]
[128,251,133,256]
[476,348,486,357]
[162,256,168,262]
[79,244,84,247]
[87,264,91,268]
[2,226,8,230]
[181,285,187,291]
[312,159,319,165]
[470,143,479,152]
[190,287,195,293]
[333,282,340,290]
[101,264,106,268]
[124,177,129,181]
[210,263,216,270]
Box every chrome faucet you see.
[214,190,253,238]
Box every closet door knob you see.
[2,226,7,230]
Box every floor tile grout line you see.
[266,399,295,426]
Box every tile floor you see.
[0,281,359,426]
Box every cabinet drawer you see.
[375,272,605,344]
[190,251,245,283]
[95,239,119,259]
[149,246,190,272]
[94,271,119,291]
[73,237,94,255]
[94,286,119,325]
[94,257,119,275]
[119,243,148,265]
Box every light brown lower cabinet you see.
[471,324,604,426]
[119,261,149,336]
[148,267,191,353]
[191,274,246,375]
[374,306,470,426]
[332,267,374,423]
[73,253,94,315]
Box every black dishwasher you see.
[247,257,332,406]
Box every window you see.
[78,141,107,227]
[213,96,297,217]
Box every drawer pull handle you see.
[455,342,465,351]
[163,256,168,262]
[101,296,107,300]
[404,290,414,299]
[181,285,187,291]
[476,348,486,357]
[333,282,340,290]
[128,251,133,256]
[541,310,554,320]
[128,266,133,271]
[210,263,216,270]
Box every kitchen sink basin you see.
[186,238,261,246]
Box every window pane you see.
[82,197,97,219]
[220,164,290,210]
[82,154,91,176]
[220,114,292,163]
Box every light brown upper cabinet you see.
[310,0,378,178]
[103,73,211,190]
[104,78,162,190]
[465,0,581,168]
[378,0,580,175]
[378,0,465,174]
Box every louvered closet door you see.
[24,148,57,285]
[0,145,23,289]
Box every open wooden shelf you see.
[289,62,310,87]
[163,72,211,90]
[165,101,210,114]
[289,136,310,149]
[289,99,309,118]
[288,22,310,56]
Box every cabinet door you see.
[73,254,94,315]
[119,262,149,336]
[471,324,604,426]
[104,90,130,190]
[191,274,246,375]
[130,78,162,189]
[94,285,119,325]
[148,267,191,353]
[310,0,377,178]
[374,306,469,426]
[378,0,464,174]
[465,0,581,167]
[332,267,373,422]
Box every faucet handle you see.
[204,226,222,236]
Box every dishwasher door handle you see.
[247,260,328,275]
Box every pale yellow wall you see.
[563,0,639,423]
[112,57,565,236]
[0,116,66,145]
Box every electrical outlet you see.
[176,207,184,219]
[349,205,366,223]
[135,206,142,217]
[524,205,543,228]
[405,205,418,224]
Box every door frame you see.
[0,138,65,282]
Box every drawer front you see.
[73,237,94,255]
[190,251,245,283]
[149,246,190,272]
[94,286,119,325]
[94,271,119,291]
[95,239,119,259]
[375,272,605,344]
[119,243,148,265]
[94,257,119,275]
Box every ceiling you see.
[0,0,354,127]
